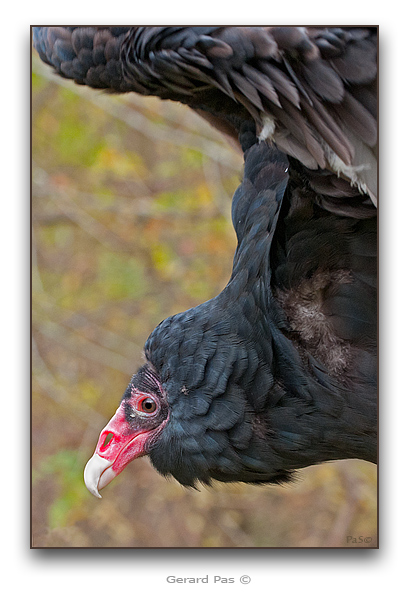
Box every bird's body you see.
[33,26,377,496]
[141,139,376,488]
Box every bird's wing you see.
[33,26,377,203]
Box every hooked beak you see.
[84,454,115,499]
[83,402,149,498]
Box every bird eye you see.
[139,397,157,414]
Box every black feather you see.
[33,26,377,490]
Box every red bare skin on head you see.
[84,384,168,496]
[96,387,166,473]
[95,405,147,475]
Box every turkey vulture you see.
[33,26,377,497]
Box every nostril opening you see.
[102,432,114,449]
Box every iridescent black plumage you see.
[140,135,376,486]
[33,26,377,202]
[33,27,377,489]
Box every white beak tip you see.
[84,453,113,499]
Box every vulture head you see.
[84,364,170,497]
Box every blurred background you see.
[31,52,377,548]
